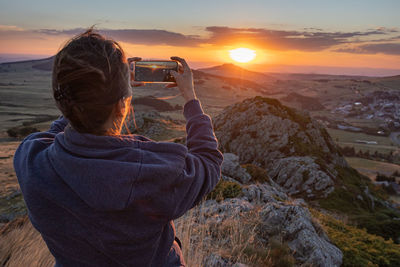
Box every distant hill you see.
[0,56,53,66]
[0,56,54,72]
[198,63,276,84]
[372,75,400,90]
[266,72,370,81]
[32,57,54,71]
[192,69,269,95]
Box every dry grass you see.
[0,202,294,266]
[175,203,294,266]
[0,216,54,267]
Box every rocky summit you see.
[176,151,343,266]
[214,96,348,199]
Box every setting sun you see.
[229,48,256,63]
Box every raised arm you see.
[168,57,223,219]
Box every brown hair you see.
[52,28,131,135]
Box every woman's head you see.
[52,28,132,135]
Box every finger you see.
[169,70,179,79]
[178,65,184,74]
[128,57,142,63]
[131,81,145,87]
[164,83,177,88]
[171,56,190,70]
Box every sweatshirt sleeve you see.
[15,115,69,148]
[170,99,223,219]
[48,115,69,134]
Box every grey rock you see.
[268,156,335,198]
[363,186,375,210]
[258,203,343,266]
[242,183,288,204]
[178,184,342,267]
[221,153,251,183]
[199,199,254,222]
[202,254,231,267]
[214,97,349,199]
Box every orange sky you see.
[1,27,400,76]
[1,1,400,75]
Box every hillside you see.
[198,63,276,85]
[1,96,400,266]
[0,58,271,134]
[214,97,400,243]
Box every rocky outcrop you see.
[181,153,343,266]
[257,202,342,266]
[269,156,336,198]
[182,180,342,266]
[214,96,348,198]
[221,153,251,184]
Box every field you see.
[0,60,59,134]
[327,128,400,154]
[345,157,400,180]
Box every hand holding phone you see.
[168,57,197,102]
[127,56,196,102]
[133,60,178,83]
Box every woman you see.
[13,29,223,266]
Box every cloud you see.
[0,25,24,31]
[1,25,399,55]
[203,26,395,51]
[36,28,203,47]
[335,43,400,55]
[33,26,396,52]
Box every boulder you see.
[221,153,251,183]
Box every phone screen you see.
[134,61,178,83]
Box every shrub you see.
[376,173,395,182]
[268,238,296,267]
[242,164,270,183]
[207,180,242,201]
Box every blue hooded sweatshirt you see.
[13,99,223,267]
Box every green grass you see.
[312,209,400,267]
[318,165,400,242]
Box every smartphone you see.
[134,61,178,83]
